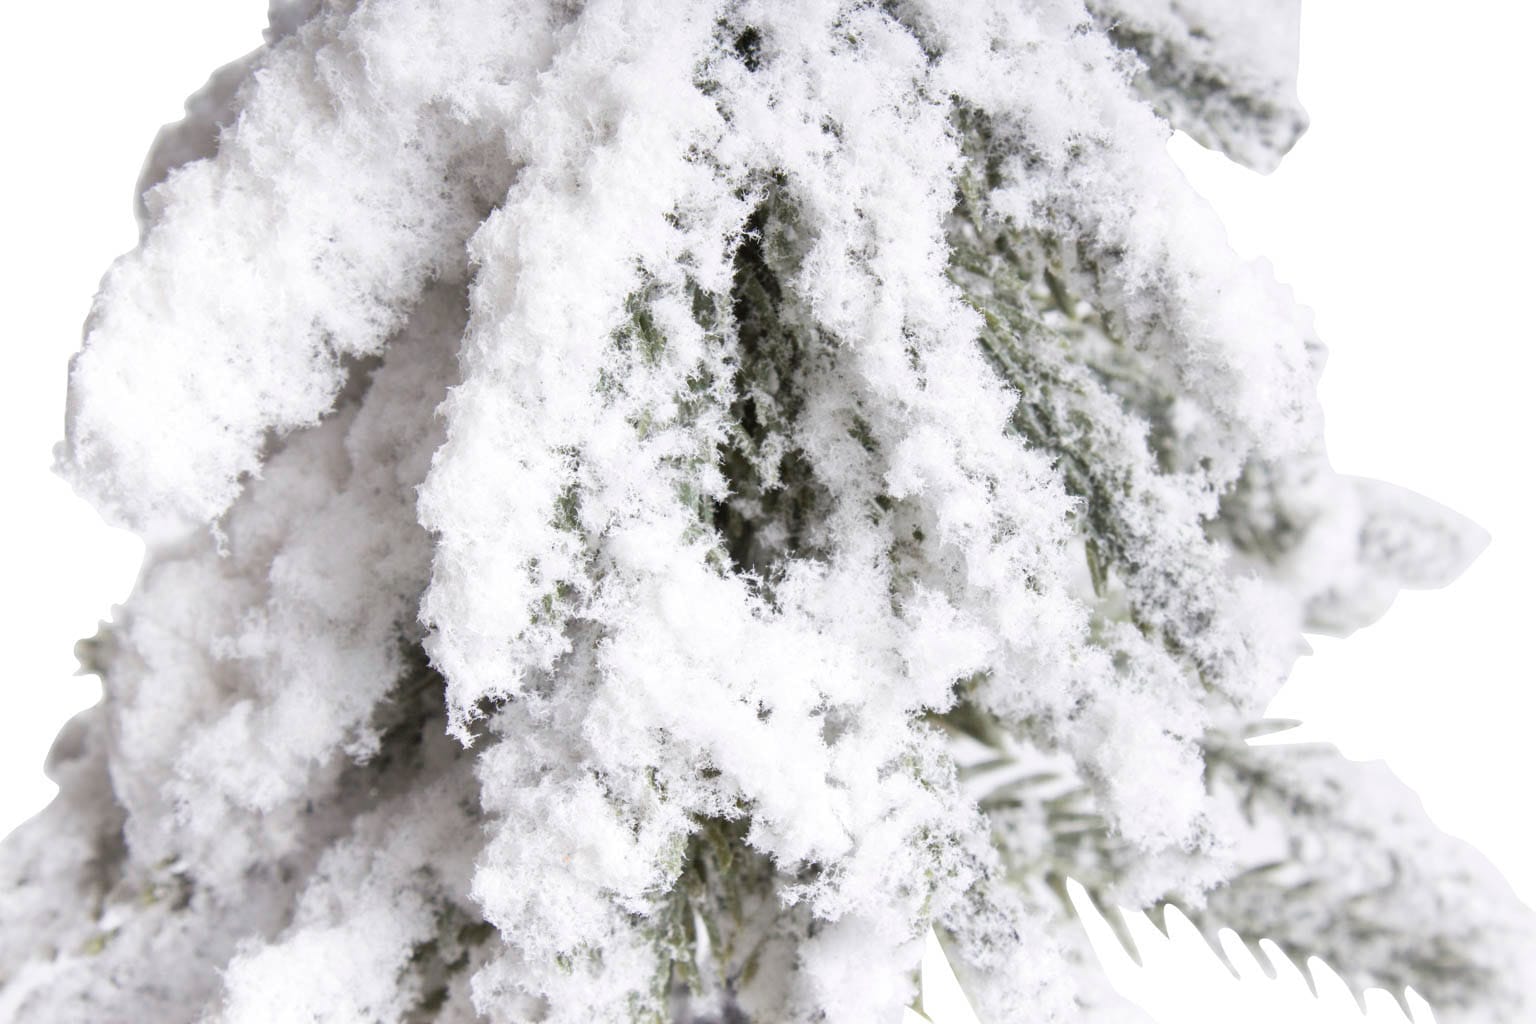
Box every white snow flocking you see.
[5,1,1532,1022]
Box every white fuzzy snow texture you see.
[4,1,1532,1023]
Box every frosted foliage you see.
[5,1,1529,1023]
[1086,0,1306,172]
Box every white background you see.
[0,4,1530,1023]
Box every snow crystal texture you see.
[5,1,1532,1022]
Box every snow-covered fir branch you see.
[3,1,1531,1022]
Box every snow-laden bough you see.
[5,1,1532,1022]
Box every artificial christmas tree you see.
[3,0,1532,1021]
